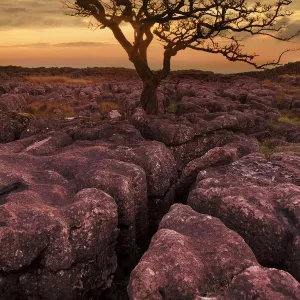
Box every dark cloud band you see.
[0,41,113,48]
[0,0,86,30]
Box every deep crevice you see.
[0,182,29,205]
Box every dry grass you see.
[260,139,300,158]
[277,116,300,126]
[262,79,277,89]
[24,101,76,119]
[273,91,286,106]
[26,76,93,85]
[279,74,300,80]
[265,110,300,136]
[262,79,300,108]
[165,102,178,113]
[98,101,121,114]
[277,110,300,126]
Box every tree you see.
[63,0,300,114]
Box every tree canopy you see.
[64,0,300,113]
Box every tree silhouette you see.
[63,0,300,114]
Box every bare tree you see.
[63,0,300,114]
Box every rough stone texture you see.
[2,66,300,299]
[73,122,144,145]
[132,109,265,147]
[76,158,148,256]
[221,266,300,300]
[128,204,300,300]
[0,93,27,111]
[108,109,122,120]
[0,187,118,300]
[169,131,257,170]
[188,152,300,281]
[0,112,30,143]
[131,111,196,146]
[48,138,177,231]
[0,121,177,299]
[175,138,260,202]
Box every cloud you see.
[1,0,299,31]
[54,41,114,47]
[2,8,26,13]
[0,0,87,30]
[280,20,300,40]
[0,41,114,48]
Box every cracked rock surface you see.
[1,65,300,299]
[0,123,176,299]
[128,204,300,300]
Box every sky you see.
[0,0,300,73]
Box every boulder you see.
[169,131,257,170]
[128,204,300,300]
[73,122,144,145]
[47,139,177,231]
[132,109,264,147]
[188,152,300,280]
[23,132,73,156]
[108,109,122,120]
[0,188,118,300]
[76,159,148,256]
[0,112,30,143]
[0,94,26,111]
[221,266,300,300]
[175,138,260,202]
[131,112,196,146]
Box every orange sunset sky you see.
[0,0,300,73]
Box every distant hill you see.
[0,66,138,79]
[1,62,299,80]
[239,61,300,79]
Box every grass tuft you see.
[98,101,121,114]
[277,116,300,126]
[276,110,300,126]
[24,101,76,119]
[165,102,178,113]
[260,138,300,158]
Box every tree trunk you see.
[140,78,160,114]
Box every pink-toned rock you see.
[131,112,196,146]
[76,159,148,256]
[188,152,300,280]
[221,266,300,300]
[169,131,256,170]
[0,112,30,143]
[0,94,27,111]
[175,138,259,202]
[23,132,73,156]
[0,188,118,300]
[47,139,177,231]
[128,204,300,300]
[73,122,144,145]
